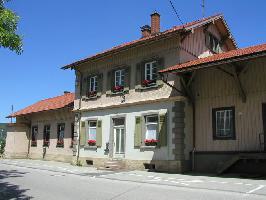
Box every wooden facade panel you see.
[193,57,266,152]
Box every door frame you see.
[113,124,125,158]
[109,116,126,159]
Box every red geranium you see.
[113,85,124,92]
[142,79,156,87]
[88,140,96,145]
[88,91,97,97]
[144,139,158,144]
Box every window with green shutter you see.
[135,57,164,90]
[107,67,130,95]
[79,121,86,146]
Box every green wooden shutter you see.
[134,116,142,147]
[135,62,145,90]
[96,120,102,147]
[80,121,86,146]
[81,75,88,98]
[124,67,130,91]
[97,73,103,97]
[158,113,167,147]
[156,58,165,86]
[106,71,112,95]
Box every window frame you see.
[56,123,65,148]
[31,126,38,147]
[87,121,97,146]
[115,69,125,87]
[212,106,236,140]
[206,32,221,53]
[144,61,157,82]
[144,114,159,145]
[89,76,98,92]
[43,124,51,147]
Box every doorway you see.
[262,104,266,152]
[113,118,125,158]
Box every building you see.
[0,123,7,140]
[63,13,236,172]
[5,92,75,162]
[160,43,266,174]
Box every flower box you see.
[88,139,96,146]
[43,140,50,147]
[88,91,97,97]
[56,140,64,148]
[113,85,124,93]
[142,79,156,87]
[31,141,37,147]
[144,139,158,146]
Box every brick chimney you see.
[151,12,160,34]
[141,25,151,38]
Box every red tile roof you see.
[63,14,235,69]
[160,43,266,73]
[8,93,74,118]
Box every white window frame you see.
[115,69,125,87]
[144,61,157,81]
[89,76,98,92]
[145,115,158,141]
[213,107,235,139]
[88,121,97,141]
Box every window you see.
[87,121,97,146]
[212,107,235,140]
[71,123,74,148]
[115,69,125,87]
[145,115,158,145]
[89,76,98,92]
[206,33,221,53]
[57,123,65,147]
[43,125,50,147]
[143,61,157,86]
[31,126,38,147]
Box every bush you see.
[0,139,6,156]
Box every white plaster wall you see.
[79,101,175,161]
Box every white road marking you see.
[168,177,175,180]
[147,175,154,178]
[246,185,265,194]
[219,182,228,184]
[136,174,143,177]
[245,184,252,186]
[180,182,189,186]
[234,182,243,185]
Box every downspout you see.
[75,68,83,164]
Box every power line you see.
[168,0,184,25]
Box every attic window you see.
[206,32,221,53]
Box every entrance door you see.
[262,104,266,152]
[113,118,125,158]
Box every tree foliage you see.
[0,0,22,54]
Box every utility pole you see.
[11,105,13,123]
[201,0,205,18]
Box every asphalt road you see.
[0,159,266,200]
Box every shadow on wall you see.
[0,169,32,199]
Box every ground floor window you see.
[87,121,97,146]
[144,115,158,146]
[56,123,65,148]
[43,125,50,147]
[31,126,38,147]
[212,107,235,140]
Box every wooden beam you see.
[230,64,247,103]
[180,75,195,104]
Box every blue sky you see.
[1,0,266,122]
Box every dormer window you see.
[206,32,221,53]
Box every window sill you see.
[106,89,129,96]
[56,145,64,148]
[135,81,163,91]
[140,145,157,151]
[82,95,101,101]
[84,145,97,150]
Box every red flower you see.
[142,79,156,86]
[88,91,97,97]
[144,139,158,144]
[113,85,124,92]
[88,140,96,144]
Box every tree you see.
[0,0,22,54]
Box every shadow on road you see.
[0,169,32,199]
